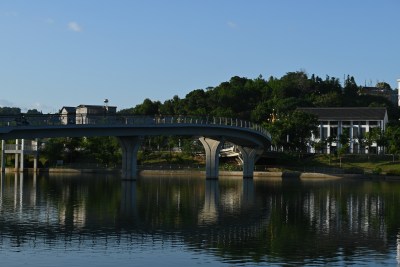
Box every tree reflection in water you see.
[0,172,399,265]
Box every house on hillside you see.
[60,105,117,124]
[298,107,388,154]
[60,106,76,125]
[359,86,397,105]
[75,105,117,124]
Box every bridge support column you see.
[236,146,263,178]
[199,137,224,179]
[20,139,25,172]
[14,139,19,171]
[1,140,4,172]
[33,139,38,173]
[117,136,142,180]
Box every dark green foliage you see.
[7,70,400,165]
[0,107,21,114]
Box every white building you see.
[298,107,388,154]
[60,106,76,125]
[75,105,117,124]
[398,79,400,107]
[60,105,117,125]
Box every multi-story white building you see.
[60,105,117,125]
[298,107,388,154]
[60,106,76,124]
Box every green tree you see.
[385,125,400,162]
[337,132,350,167]
[82,136,121,167]
[41,138,67,166]
[376,82,391,89]
[266,111,318,152]
[343,75,359,98]
[0,107,21,115]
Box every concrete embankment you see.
[3,168,400,180]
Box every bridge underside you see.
[117,136,263,180]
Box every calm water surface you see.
[1,173,400,266]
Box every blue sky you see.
[1,0,399,113]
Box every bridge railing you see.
[0,114,270,138]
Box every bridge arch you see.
[0,115,271,179]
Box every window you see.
[330,127,338,138]
[353,127,359,138]
[322,127,328,139]
[360,127,366,138]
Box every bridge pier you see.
[236,146,263,178]
[199,137,225,179]
[1,139,39,173]
[1,140,4,172]
[117,136,142,180]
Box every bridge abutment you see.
[117,136,142,179]
[236,146,263,178]
[199,137,225,179]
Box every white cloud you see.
[68,21,83,32]
[3,11,18,17]
[227,21,237,29]
[30,102,56,113]
[44,18,54,24]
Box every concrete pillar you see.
[15,139,19,171]
[20,139,24,172]
[1,140,5,172]
[236,146,262,178]
[117,136,142,179]
[33,139,38,172]
[199,137,224,179]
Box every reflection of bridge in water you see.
[0,114,271,179]
[0,173,397,263]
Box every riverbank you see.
[4,167,400,180]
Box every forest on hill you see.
[119,71,399,123]
[1,71,400,168]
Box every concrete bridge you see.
[0,114,271,179]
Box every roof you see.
[60,106,76,113]
[77,105,117,108]
[297,107,387,121]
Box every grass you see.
[293,153,400,175]
[8,150,400,176]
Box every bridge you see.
[0,114,271,179]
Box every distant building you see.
[358,86,397,105]
[60,106,76,125]
[60,104,117,125]
[298,107,388,154]
[398,79,400,106]
[75,105,117,124]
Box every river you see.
[0,173,399,266]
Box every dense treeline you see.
[118,71,399,155]
[119,72,399,122]
[2,71,400,167]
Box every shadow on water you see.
[1,172,400,265]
